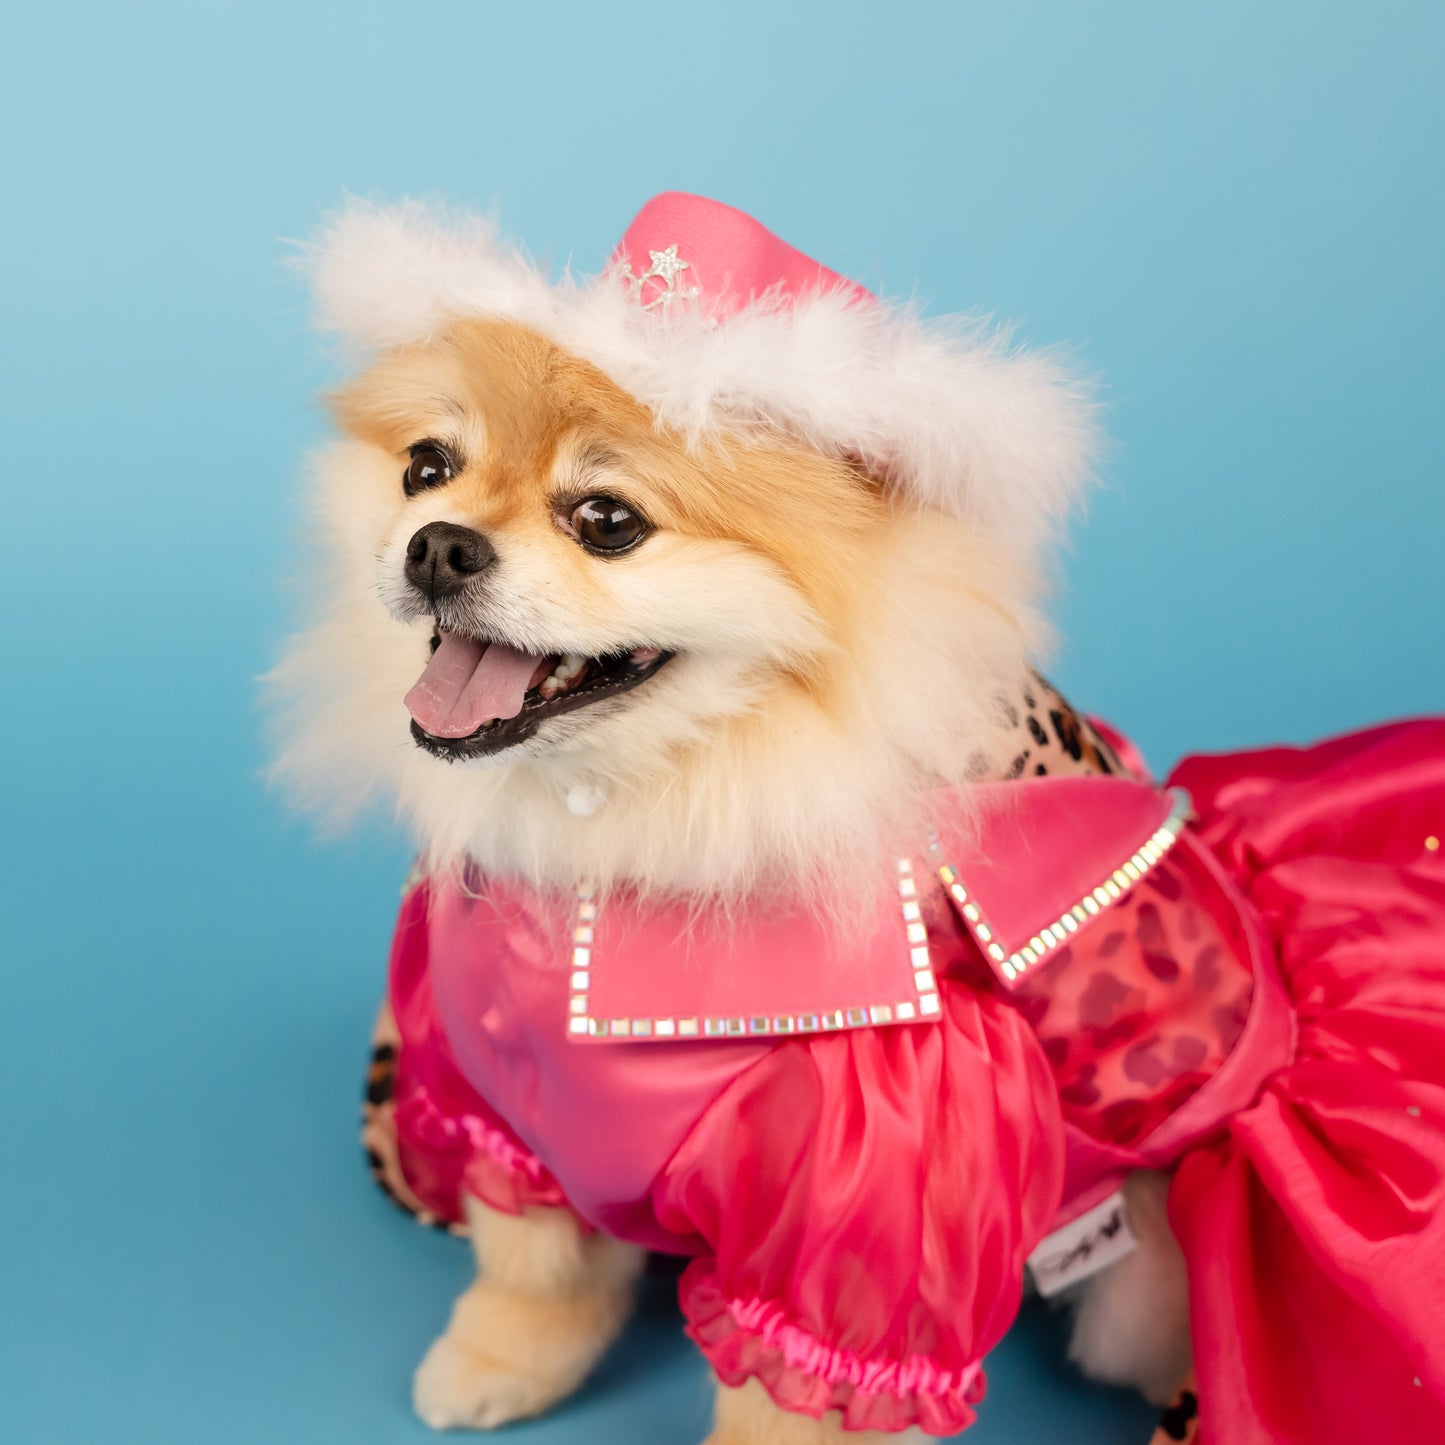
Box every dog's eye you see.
[572,497,648,554]
[404,444,453,497]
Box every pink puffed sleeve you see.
[651,981,1065,1436]
[385,881,577,1226]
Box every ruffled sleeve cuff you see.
[681,1265,986,1436]
[457,1108,573,1218]
[392,1083,574,1223]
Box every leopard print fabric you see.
[361,1001,465,1234]
[973,671,1127,783]
[1149,1377,1200,1444]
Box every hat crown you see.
[610,192,871,319]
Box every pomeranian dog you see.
[273,193,1445,1444]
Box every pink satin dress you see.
[382,720,1445,1442]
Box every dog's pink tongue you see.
[404,633,543,738]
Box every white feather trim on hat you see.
[306,200,1098,563]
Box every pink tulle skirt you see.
[1167,720,1445,1445]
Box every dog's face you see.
[330,316,887,774]
[280,315,1042,893]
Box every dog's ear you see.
[303,200,553,358]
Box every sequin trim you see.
[932,787,1194,985]
[566,861,941,1041]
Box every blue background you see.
[3,2,1442,1441]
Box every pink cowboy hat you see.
[310,190,1095,561]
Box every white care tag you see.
[1027,1190,1138,1298]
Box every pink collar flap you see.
[569,857,944,1045]
[929,778,1193,989]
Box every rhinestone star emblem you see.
[621,242,701,313]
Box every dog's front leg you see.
[413,1195,645,1430]
[707,1378,931,1445]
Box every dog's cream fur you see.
[1065,1172,1193,1406]
[414,1198,644,1430]
[273,317,1052,904]
[275,216,1185,1437]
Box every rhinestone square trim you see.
[566,859,942,1041]
[932,787,1193,985]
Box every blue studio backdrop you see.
[2,3,1442,1442]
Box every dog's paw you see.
[413,1330,559,1431]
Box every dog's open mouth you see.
[404,627,673,759]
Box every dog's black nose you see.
[404,522,496,599]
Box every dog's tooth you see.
[539,654,588,701]
[551,653,588,685]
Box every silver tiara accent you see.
[621,243,700,313]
